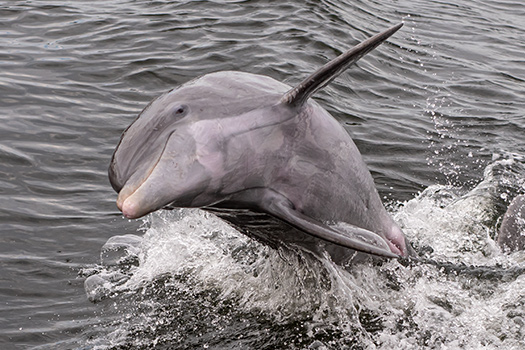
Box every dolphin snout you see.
[115,179,152,219]
[116,185,137,218]
[120,198,140,219]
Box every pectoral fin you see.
[260,190,399,258]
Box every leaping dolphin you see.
[109,23,412,263]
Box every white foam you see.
[87,156,525,349]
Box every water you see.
[1,0,524,349]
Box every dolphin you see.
[498,194,525,252]
[109,23,412,263]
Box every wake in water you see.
[83,154,525,350]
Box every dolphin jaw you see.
[111,130,175,219]
[114,175,154,219]
[116,180,166,219]
[116,181,145,219]
[120,196,141,219]
[117,188,135,218]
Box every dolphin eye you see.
[172,104,188,118]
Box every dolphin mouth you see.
[117,185,142,218]
[115,133,172,219]
[116,173,154,219]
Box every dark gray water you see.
[1,0,524,349]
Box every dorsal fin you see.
[280,23,403,107]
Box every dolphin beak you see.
[110,129,173,219]
[110,162,164,219]
[116,185,141,219]
[111,131,211,219]
[115,176,160,219]
[112,163,160,219]
[119,196,142,219]
[114,154,171,219]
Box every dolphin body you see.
[498,194,525,252]
[109,23,412,264]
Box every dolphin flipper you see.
[261,190,399,258]
[281,23,403,107]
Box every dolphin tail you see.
[280,23,403,107]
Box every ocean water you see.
[1,0,524,349]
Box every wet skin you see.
[109,23,412,263]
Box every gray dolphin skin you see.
[109,23,412,263]
[498,195,525,252]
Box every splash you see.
[83,156,525,349]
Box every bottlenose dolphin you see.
[498,194,525,252]
[109,23,412,263]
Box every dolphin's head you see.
[109,72,288,219]
[109,88,218,219]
